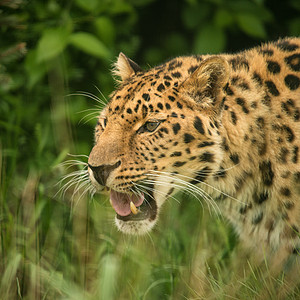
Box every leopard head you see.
[88,53,229,235]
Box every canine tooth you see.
[130,201,138,215]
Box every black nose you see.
[88,161,121,186]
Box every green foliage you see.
[194,24,226,54]
[236,13,267,38]
[37,27,71,62]
[1,0,300,299]
[69,32,112,59]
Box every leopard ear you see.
[180,56,229,111]
[113,52,142,82]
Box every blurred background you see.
[1,0,299,299]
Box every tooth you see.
[130,201,138,215]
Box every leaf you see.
[289,18,300,36]
[290,0,300,11]
[214,9,234,28]
[236,14,266,39]
[128,0,155,6]
[36,27,70,62]
[228,2,272,22]
[25,49,46,88]
[164,33,188,56]
[94,17,116,46]
[108,0,134,14]
[194,25,226,54]
[74,0,99,12]
[99,255,119,300]
[182,3,211,29]
[69,32,112,60]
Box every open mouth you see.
[110,189,157,222]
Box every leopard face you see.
[88,37,300,258]
[88,53,229,234]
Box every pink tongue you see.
[110,190,144,216]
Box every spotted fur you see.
[88,38,300,270]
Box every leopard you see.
[87,37,300,278]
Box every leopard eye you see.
[138,120,160,133]
[145,121,160,132]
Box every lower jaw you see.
[116,191,157,222]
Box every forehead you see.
[107,69,181,117]
[105,55,204,120]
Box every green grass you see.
[1,145,300,300]
[1,90,300,299]
[1,62,300,300]
[1,0,300,295]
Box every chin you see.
[114,190,159,235]
[115,217,157,235]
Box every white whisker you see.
[68,91,107,106]
[137,181,181,205]
[76,107,102,114]
[66,153,89,159]
[57,160,88,170]
[142,177,219,215]
[72,179,94,208]
[78,111,100,125]
[149,170,241,204]
[56,154,94,205]
[93,85,108,104]
[130,183,157,208]
[141,177,206,211]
